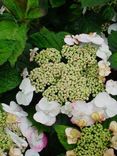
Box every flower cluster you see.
[66,124,112,156]
[30,38,106,104]
[0,109,13,153]
[0,100,47,155]
[62,91,117,127]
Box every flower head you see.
[94,92,117,118]
[104,148,115,156]
[16,78,35,106]
[108,23,117,34]
[9,147,23,156]
[106,80,117,95]
[66,150,76,156]
[98,60,111,77]
[65,128,81,144]
[109,121,117,135]
[111,135,117,149]
[96,43,112,61]
[33,97,61,126]
[75,33,104,45]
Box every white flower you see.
[0,6,5,15]
[61,102,72,117]
[108,23,117,34]
[9,147,23,156]
[96,43,112,61]
[98,60,111,76]
[71,115,94,127]
[65,128,81,144]
[5,128,28,149]
[106,80,117,95]
[16,78,35,106]
[33,97,61,126]
[71,101,94,117]
[2,101,28,118]
[25,127,47,152]
[70,101,95,126]
[30,47,39,62]
[75,33,104,45]
[94,92,117,118]
[64,35,79,45]
[64,35,75,45]
[21,68,29,79]
[25,149,40,156]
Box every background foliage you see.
[0,0,117,155]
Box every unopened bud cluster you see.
[74,124,111,156]
[30,43,104,104]
[0,109,13,152]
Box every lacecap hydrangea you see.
[29,43,104,104]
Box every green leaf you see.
[27,0,39,11]
[0,64,21,94]
[108,31,117,52]
[80,0,110,7]
[49,0,66,8]
[2,0,24,19]
[0,21,27,66]
[109,53,117,69]
[31,27,69,50]
[102,6,115,21]
[103,115,117,128]
[27,8,44,19]
[0,40,18,65]
[54,125,76,150]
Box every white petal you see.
[94,92,117,112]
[33,111,56,126]
[108,23,117,34]
[36,97,60,116]
[2,102,28,117]
[90,34,104,45]
[25,149,40,156]
[106,107,117,118]
[19,78,35,94]
[76,34,90,43]
[61,102,72,117]
[19,118,32,137]
[94,92,110,108]
[6,128,28,149]
[106,80,117,95]
[96,44,112,60]
[16,91,33,106]
[72,101,94,116]
[64,35,75,45]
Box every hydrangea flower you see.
[9,147,23,156]
[104,148,115,156]
[106,80,117,95]
[30,47,39,62]
[16,78,35,106]
[98,60,111,76]
[0,6,5,15]
[25,149,40,156]
[108,23,117,34]
[2,101,47,155]
[2,101,28,118]
[64,35,78,46]
[5,128,28,149]
[65,128,81,144]
[109,121,117,135]
[61,102,73,117]
[96,43,112,61]
[94,92,117,118]
[75,33,104,45]
[33,97,61,126]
